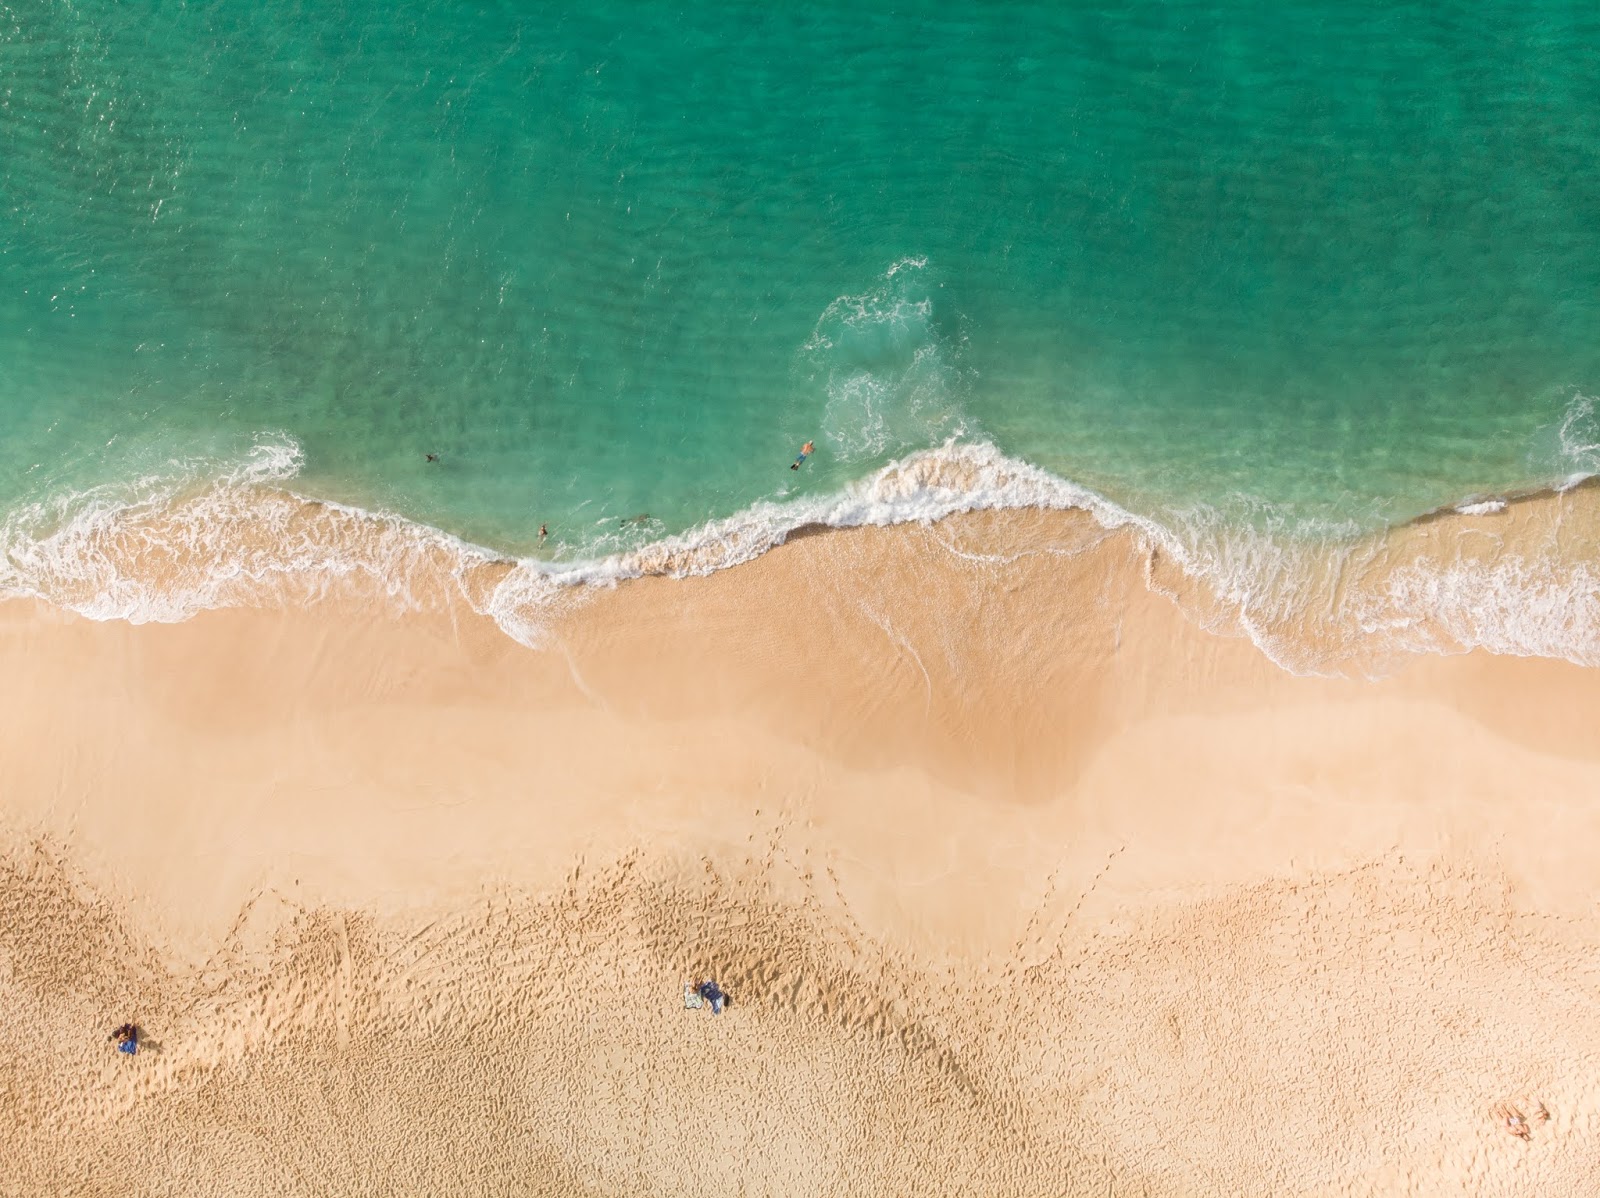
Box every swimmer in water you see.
[790,440,815,471]
[538,523,548,542]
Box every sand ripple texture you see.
[7,508,1600,1195]
[4,843,1600,1197]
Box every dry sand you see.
[6,507,1600,1195]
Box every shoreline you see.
[8,437,1600,675]
[8,509,1600,1192]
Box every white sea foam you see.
[1454,499,1508,516]
[7,430,1600,674]
[0,432,502,625]
[0,434,1157,648]
[884,255,927,277]
[1556,391,1600,477]
[1357,555,1600,667]
[804,258,967,461]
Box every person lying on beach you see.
[1497,1106,1531,1140]
[110,1024,138,1055]
[790,441,815,471]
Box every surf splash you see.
[0,435,501,625]
[7,429,1600,676]
[802,257,968,464]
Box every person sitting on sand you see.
[696,980,726,1015]
[110,1023,138,1055]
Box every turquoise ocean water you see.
[4,2,1600,650]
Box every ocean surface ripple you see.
[5,2,1600,668]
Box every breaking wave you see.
[802,256,968,462]
[5,429,1600,675]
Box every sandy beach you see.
[8,505,1600,1196]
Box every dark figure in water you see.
[425,453,439,463]
[110,1023,139,1055]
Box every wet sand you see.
[6,508,1600,1195]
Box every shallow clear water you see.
[4,1,1600,558]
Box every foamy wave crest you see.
[0,433,503,624]
[8,432,1600,673]
[1554,390,1600,487]
[537,440,1143,587]
[802,258,968,461]
[0,436,1136,648]
[1205,489,1600,674]
[1364,555,1600,664]
[494,441,1173,648]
